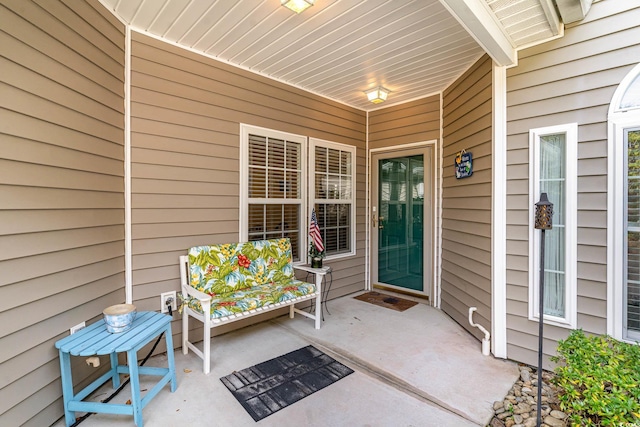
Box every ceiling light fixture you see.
[281,0,314,14]
[365,86,390,104]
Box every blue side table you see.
[55,311,177,427]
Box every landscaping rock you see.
[544,415,564,427]
[514,402,531,415]
[497,411,511,420]
[487,365,566,427]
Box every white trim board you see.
[492,63,507,358]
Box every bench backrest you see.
[187,238,295,296]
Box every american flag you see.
[309,208,324,252]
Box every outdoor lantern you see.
[535,192,553,230]
[534,192,553,427]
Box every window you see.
[529,124,577,328]
[310,139,356,259]
[240,126,356,263]
[240,125,306,261]
[625,128,640,339]
[609,63,640,342]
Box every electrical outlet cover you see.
[70,322,86,335]
[161,291,177,313]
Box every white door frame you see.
[368,140,440,305]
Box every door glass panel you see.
[378,155,424,291]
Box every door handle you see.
[372,213,378,228]
[379,216,384,229]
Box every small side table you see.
[295,264,332,319]
[55,311,177,427]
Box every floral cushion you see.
[182,279,317,319]
[182,238,317,320]
[188,239,294,296]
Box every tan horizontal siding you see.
[505,1,640,366]
[441,55,493,341]
[0,109,124,159]
[129,31,366,350]
[368,95,441,150]
[0,1,125,425]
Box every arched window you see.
[609,63,640,342]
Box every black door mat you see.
[354,291,419,312]
[220,345,354,422]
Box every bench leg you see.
[315,292,322,329]
[203,323,211,374]
[182,308,189,356]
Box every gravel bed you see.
[487,365,568,427]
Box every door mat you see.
[220,345,354,422]
[353,291,419,312]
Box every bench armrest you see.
[293,265,324,294]
[179,254,211,303]
[181,283,212,302]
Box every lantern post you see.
[534,193,553,427]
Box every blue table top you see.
[55,311,172,356]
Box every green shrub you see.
[551,330,640,426]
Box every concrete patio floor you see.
[53,290,519,427]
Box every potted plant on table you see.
[308,241,325,268]
[309,208,325,268]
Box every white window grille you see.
[309,138,356,260]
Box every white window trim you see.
[608,63,640,342]
[239,124,308,262]
[528,123,578,329]
[609,117,640,342]
[309,138,357,261]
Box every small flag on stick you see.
[309,208,324,253]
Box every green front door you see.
[372,147,432,296]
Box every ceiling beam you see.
[439,0,516,66]
[555,0,592,24]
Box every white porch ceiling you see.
[100,0,566,111]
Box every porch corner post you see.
[491,62,508,358]
[124,24,133,304]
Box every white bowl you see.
[103,304,137,333]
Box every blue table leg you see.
[110,352,120,388]
[128,349,144,427]
[164,325,177,392]
[58,350,75,427]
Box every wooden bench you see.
[179,238,321,374]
